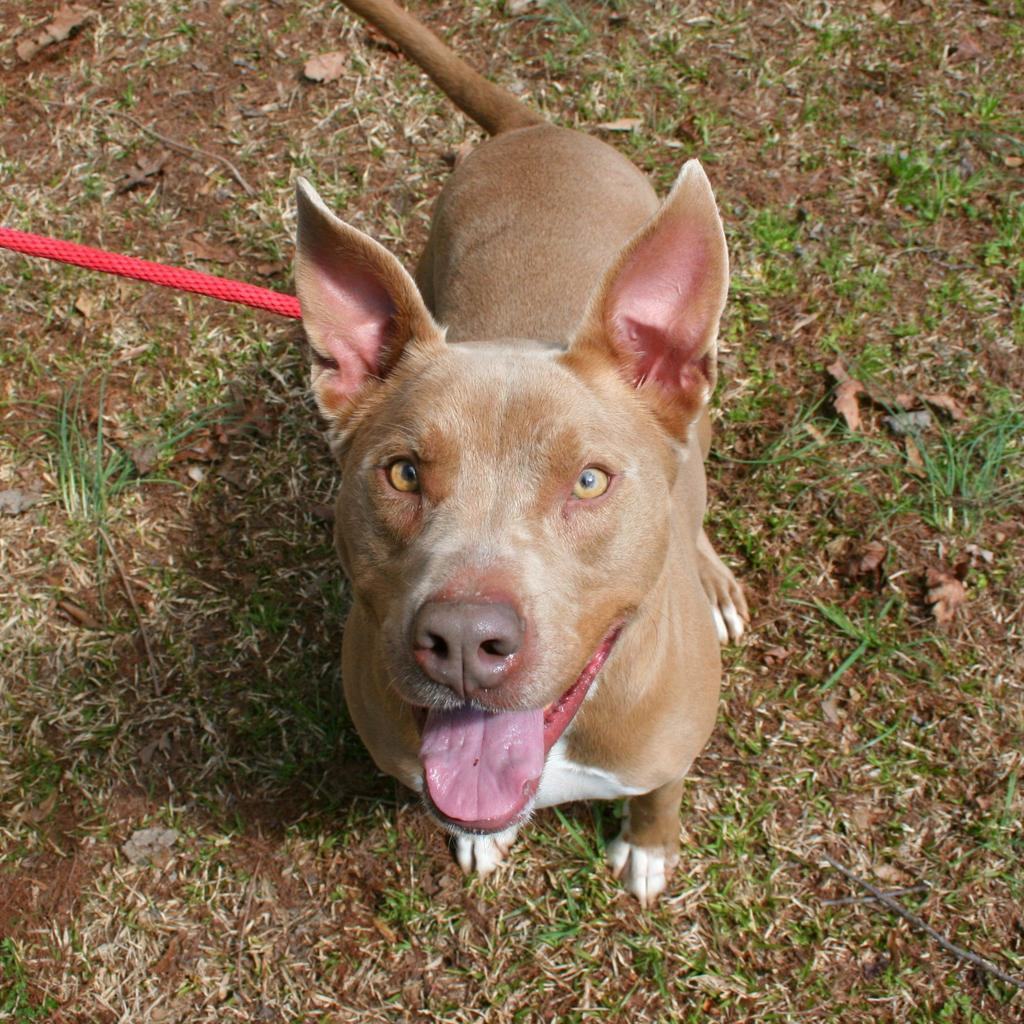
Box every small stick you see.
[113,110,256,196]
[821,853,1024,991]
[822,882,930,907]
[99,528,162,695]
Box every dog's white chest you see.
[535,738,644,808]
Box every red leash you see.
[0,226,302,320]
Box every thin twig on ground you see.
[110,110,256,196]
[98,528,162,695]
[821,853,1024,991]
[822,882,930,907]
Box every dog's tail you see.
[341,0,545,135]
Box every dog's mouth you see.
[413,623,623,834]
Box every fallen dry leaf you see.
[834,379,865,431]
[172,434,217,463]
[596,117,643,132]
[215,463,248,490]
[920,392,967,421]
[964,543,994,565]
[225,396,272,438]
[904,436,927,477]
[138,729,175,766]
[20,789,59,825]
[128,440,160,476]
[16,4,93,62]
[850,803,874,831]
[116,150,169,193]
[873,862,910,885]
[857,541,887,574]
[822,693,843,724]
[948,33,985,64]
[824,537,849,561]
[151,933,186,978]
[925,568,966,624]
[0,488,44,515]
[826,358,852,384]
[182,234,235,263]
[842,540,887,580]
[74,291,97,318]
[827,358,866,431]
[303,50,347,83]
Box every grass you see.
[809,593,904,691]
[0,0,1022,1022]
[51,378,136,525]
[882,149,987,223]
[0,939,58,1022]
[912,400,1024,532]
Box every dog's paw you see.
[452,826,519,877]
[697,531,749,644]
[606,832,679,907]
[711,599,746,645]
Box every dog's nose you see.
[412,600,524,698]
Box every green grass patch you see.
[51,378,136,526]
[881,149,987,223]
[0,940,58,1023]
[909,397,1024,532]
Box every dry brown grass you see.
[1,1,1022,1021]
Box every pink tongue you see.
[420,705,544,831]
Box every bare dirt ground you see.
[0,1,1021,1021]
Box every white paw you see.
[452,825,518,877]
[697,532,749,644]
[606,833,679,907]
[712,599,746,643]
[711,605,729,644]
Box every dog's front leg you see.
[606,779,686,906]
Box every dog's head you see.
[294,163,727,833]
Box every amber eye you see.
[572,467,610,500]
[387,459,420,493]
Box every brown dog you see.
[294,0,747,903]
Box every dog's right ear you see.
[294,178,444,425]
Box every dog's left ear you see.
[294,178,444,426]
[567,160,728,434]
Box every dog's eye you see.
[572,467,609,500]
[387,459,420,493]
